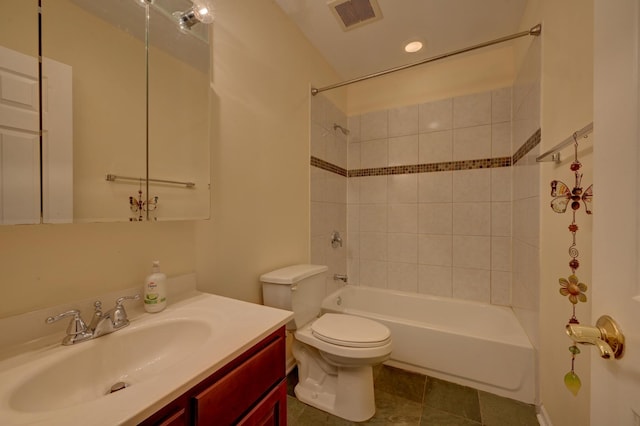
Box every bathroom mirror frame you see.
[0,0,211,224]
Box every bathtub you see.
[321,285,536,404]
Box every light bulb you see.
[404,40,423,53]
[192,1,214,23]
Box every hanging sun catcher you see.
[549,133,593,396]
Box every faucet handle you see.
[46,309,87,334]
[46,309,92,345]
[112,294,140,329]
[93,300,102,311]
[115,294,140,307]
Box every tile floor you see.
[286,365,539,426]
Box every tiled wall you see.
[309,59,541,311]
[310,95,348,295]
[346,88,514,304]
[511,39,541,347]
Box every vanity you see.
[0,275,293,426]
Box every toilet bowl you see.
[260,265,392,422]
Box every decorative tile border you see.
[348,157,511,177]
[513,128,542,165]
[310,156,348,177]
[310,128,541,177]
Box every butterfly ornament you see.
[550,169,593,214]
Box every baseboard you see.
[536,404,552,426]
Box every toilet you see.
[260,264,392,422]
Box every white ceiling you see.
[274,0,528,81]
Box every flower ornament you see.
[559,275,587,304]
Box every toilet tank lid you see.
[260,264,328,284]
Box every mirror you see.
[0,0,211,224]
[0,1,40,224]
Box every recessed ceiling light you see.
[404,40,423,53]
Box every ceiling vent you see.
[328,0,383,32]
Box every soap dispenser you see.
[144,260,167,313]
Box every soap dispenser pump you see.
[144,260,167,313]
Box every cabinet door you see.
[193,336,285,425]
[237,380,287,426]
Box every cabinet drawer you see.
[237,380,287,426]
[193,336,285,425]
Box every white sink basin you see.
[0,292,293,426]
[9,318,211,413]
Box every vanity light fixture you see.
[174,0,214,31]
[404,40,424,53]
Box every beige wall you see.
[519,0,594,424]
[1,0,338,316]
[347,44,516,114]
[0,221,195,318]
[194,0,344,303]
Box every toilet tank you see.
[260,264,328,330]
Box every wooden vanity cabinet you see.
[139,327,287,426]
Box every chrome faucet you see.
[46,294,140,345]
[333,274,348,283]
[45,309,93,345]
[331,231,343,248]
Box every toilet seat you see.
[311,313,391,348]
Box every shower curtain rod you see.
[311,23,542,96]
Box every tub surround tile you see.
[419,98,453,133]
[452,169,491,202]
[360,232,388,261]
[418,265,453,297]
[418,234,453,266]
[491,87,512,124]
[359,259,388,288]
[491,122,512,158]
[360,110,389,141]
[360,204,388,233]
[387,262,419,293]
[453,125,492,162]
[452,236,491,270]
[388,204,418,234]
[387,233,418,263]
[359,175,388,204]
[347,115,361,143]
[327,133,348,170]
[452,202,491,236]
[419,130,453,164]
[418,171,453,203]
[490,168,512,202]
[491,236,512,272]
[453,92,491,128]
[389,104,419,137]
[388,174,418,204]
[360,138,389,168]
[313,88,541,311]
[491,270,512,306]
[347,142,361,169]
[389,134,419,166]
[347,232,359,258]
[452,267,491,303]
[418,203,453,235]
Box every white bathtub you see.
[321,285,536,404]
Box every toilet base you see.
[293,340,376,422]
